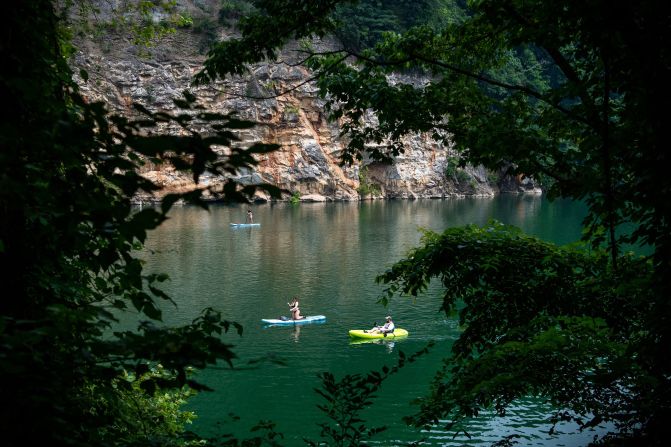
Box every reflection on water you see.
[425,397,613,446]
[349,338,403,353]
[291,325,300,342]
[139,198,609,445]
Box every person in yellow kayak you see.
[367,315,395,335]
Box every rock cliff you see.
[73,6,541,203]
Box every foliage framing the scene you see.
[0,1,280,445]
[3,0,670,446]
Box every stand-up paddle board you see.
[230,223,260,227]
[262,315,326,325]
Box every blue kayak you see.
[261,315,326,325]
[230,223,260,227]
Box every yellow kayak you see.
[348,328,409,339]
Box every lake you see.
[139,196,609,446]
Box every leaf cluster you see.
[331,0,454,52]
[195,0,342,84]
[377,221,656,441]
[82,365,202,446]
[306,344,433,446]
[61,0,190,48]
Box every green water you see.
[140,196,609,446]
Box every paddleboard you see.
[230,223,260,227]
[262,315,326,325]
[348,328,408,339]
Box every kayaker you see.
[368,316,394,334]
[288,296,305,320]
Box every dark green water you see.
[140,196,609,446]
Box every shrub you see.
[218,0,256,27]
[357,165,382,196]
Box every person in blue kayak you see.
[246,209,254,224]
[367,315,394,335]
[288,296,305,320]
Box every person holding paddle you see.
[288,296,305,320]
[367,315,395,335]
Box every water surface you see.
[139,196,608,445]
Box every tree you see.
[377,222,655,444]
[196,0,670,444]
[0,1,280,445]
[331,0,453,51]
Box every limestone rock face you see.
[73,20,540,203]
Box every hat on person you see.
[385,315,392,320]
